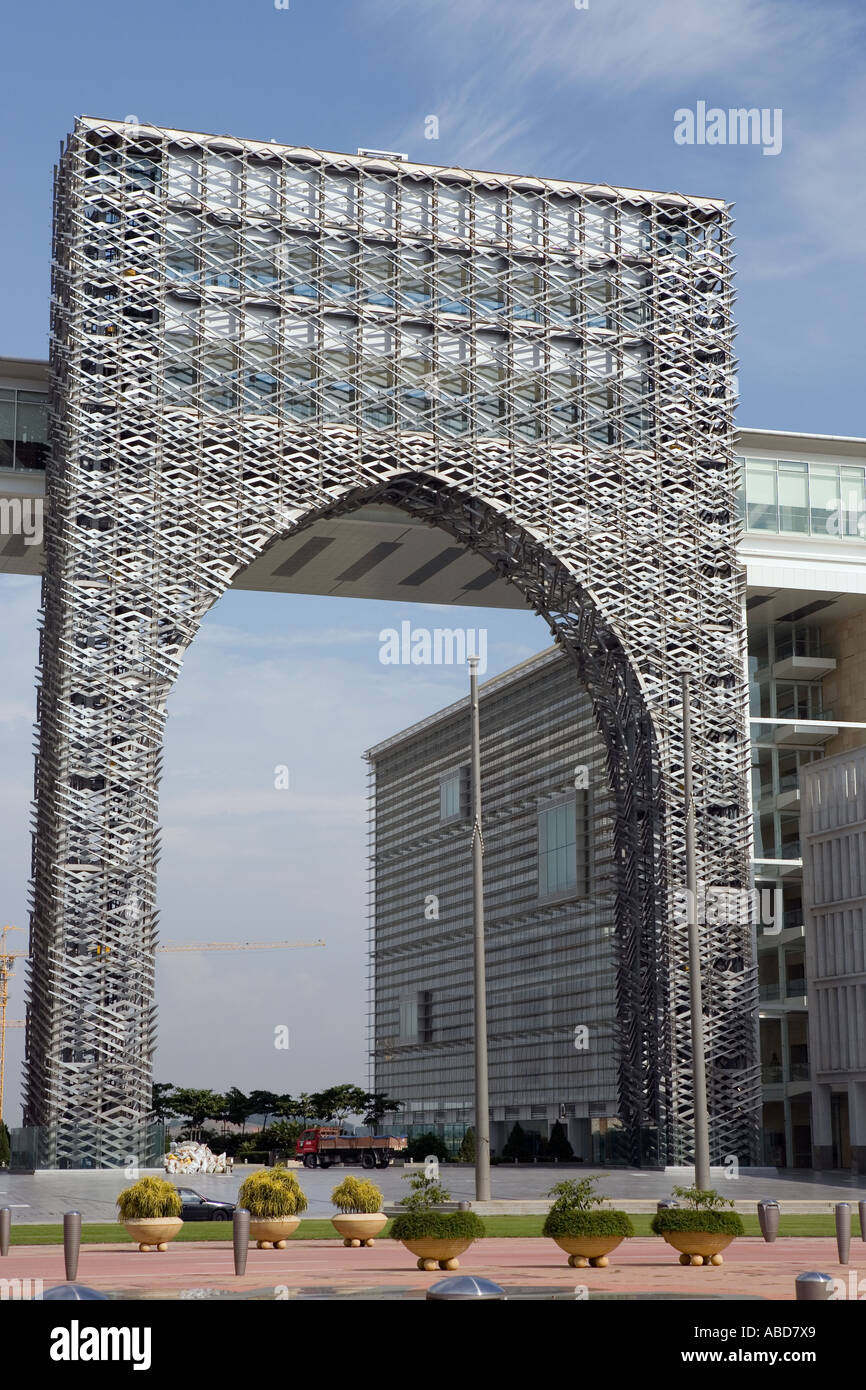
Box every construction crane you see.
[0,925,26,1126]
[0,934,325,1124]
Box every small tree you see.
[0,1119,10,1168]
[310,1084,369,1128]
[400,1171,452,1209]
[362,1091,402,1133]
[670,1185,735,1211]
[263,1119,304,1154]
[151,1082,177,1125]
[503,1122,531,1162]
[458,1127,476,1162]
[405,1131,449,1164]
[248,1090,280,1132]
[169,1088,222,1133]
[546,1121,574,1161]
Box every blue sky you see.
[0,0,863,1119]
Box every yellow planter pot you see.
[123,1217,183,1253]
[662,1231,736,1266]
[551,1234,625,1268]
[401,1237,476,1272]
[332,1213,388,1247]
[249,1216,301,1249]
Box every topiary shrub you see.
[543,1175,632,1239]
[543,1208,634,1239]
[545,1121,575,1162]
[237,1166,308,1218]
[331,1176,383,1214]
[503,1121,531,1161]
[458,1127,476,1163]
[117,1177,182,1221]
[651,1209,743,1236]
[391,1210,485,1242]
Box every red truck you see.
[296,1126,407,1170]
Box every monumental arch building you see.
[22,116,758,1168]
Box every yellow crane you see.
[0,933,325,1124]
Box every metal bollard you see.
[0,1207,10,1257]
[233,1207,250,1276]
[63,1211,81,1282]
[796,1271,834,1301]
[859,1199,866,1243]
[457,1201,471,1212]
[757,1199,780,1242]
[427,1275,505,1300]
[835,1202,851,1265]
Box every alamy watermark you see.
[379,621,487,674]
[674,103,782,156]
[0,497,43,546]
[673,882,783,935]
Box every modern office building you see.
[800,745,866,1173]
[366,426,866,1166]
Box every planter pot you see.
[662,1231,735,1266]
[332,1213,388,1247]
[551,1234,625,1268]
[401,1237,476,1272]
[123,1217,183,1253]
[249,1216,301,1249]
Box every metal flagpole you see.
[469,656,491,1202]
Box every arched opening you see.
[160,473,665,1166]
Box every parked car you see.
[175,1187,235,1221]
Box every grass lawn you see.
[9,1213,862,1244]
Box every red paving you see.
[4,1237,866,1299]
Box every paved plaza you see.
[2,1236,864,1301]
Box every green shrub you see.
[651,1209,744,1236]
[0,1120,10,1168]
[331,1176,383,1214]
[237,1166,308,1218]
[546,1176,607,1211]
[669,1185,735,1211]
[391,1210,485,1242]
[400,1172,452,1209]
[117,1177,182,1221]
[543,1208,634,1239]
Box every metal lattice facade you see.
[26,115,758,1166]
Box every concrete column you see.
[783,1098,794,1172]
[812,1083,833,1170]
[848,1081,866,1175]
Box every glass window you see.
[440,771,462,821]
[777,460,808,533]
[0,389,16,468]
[538,800,578,899]
[14,392,48,469]
[399,997,418,1040]
[840,465,866,538]
[746,458,777,531]
[809,462,839,536]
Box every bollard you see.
[796,1271,834,1301]
[233,1207,250,1276]
[835,1202,851,1265]
[63,1211,81,1282]
[0,1207,10,1257]
[426,1275,505,1300]
[757,1199,780,1243]
[457,1201,471,1212]
[859,1199,866,1243]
